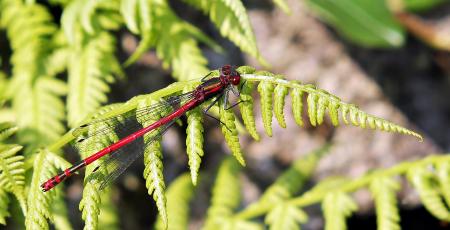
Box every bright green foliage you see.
[241,69,423,141]
[186,107,204,185]
[204,157,242,229]
[1,0,67,145]
[274,84,289,128]
[121,0,212,81]
[408,166,450,221]
[236,66,259,140]
[257,72,276,137]
[183,0,267,66]
[66,32,123,127]
[305,0,405,48]
[0,144,26,214]
[322,192,358,230]
[219,100,246,166]
[77,104,122,230]
[0,188,10,225]
[155,174,195,230]
[291,87,305,126]
[137,99,168,227]
[0,123,19,142]
[238,80,259,140]
[370,177,401,230]
[265,203,307,230]
[26,150,70,230]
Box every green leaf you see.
[155,174,195,230]
[305,0,405,47]
[67,32,122,127]
[0,122,18,142]
[98,189,119,230]
[0,186,10,225]
[1,1,66,145]
[238,80,259,140]
[241,72,423,141]
[0,144,26,213]
[274,84,289,128]
[257,73,275,136]
[185,107,204,185]
[219,99,245,166]
[137,99,167,228]
[370,177,401,230]
[437,161,450,208]
[183,0,268,65]
[265,202,308,230]
[204,158,241,229]
[408,166,450,221]
[26,150,70,230]
[322,192,358,230]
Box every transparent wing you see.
[86,120,175,190]
[73,92,194,153]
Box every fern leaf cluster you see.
[370,177,401,230]
[204,157,243,229]
[237,66,423,141]
[183,0,267,66]
[137,98,168,227]
[26,150,70,229]
[0,0,67,145]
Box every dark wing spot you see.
[80,124,88,127]
[92,165,100,172]
[77,138,85,143]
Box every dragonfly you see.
[41,65,242,192]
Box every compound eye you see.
[231,74,241,85]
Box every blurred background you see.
[1,0,450,229]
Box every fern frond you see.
[241,71,423,140]
[78,105,122,230]
[62,0,122,43]
[265,202,307,230]
[370,177,400,230]
[0,144,26,213]
[219,100,245,166]
[183,0,267,65]
[204,157,241,229]
[155,174,195,230]
[408,166,450,221]
[67,32,123,127]
[137,99,167,227]
[186,107,204,185]
[1,0,67,144]
[0,187,9,225]
[322,192,357,230]
[79,183,102,230]
[123,0,211,81]
[236,67,260,140]
[26,150,70,230]
[0,122,18,142]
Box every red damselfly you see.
[41,65,242,192]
